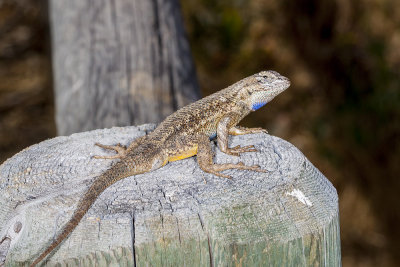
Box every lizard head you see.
[237,70,290,111]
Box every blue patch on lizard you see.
[252,102,267,111]
[209,132,217,140]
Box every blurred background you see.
[0,0,399,266]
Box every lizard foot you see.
[234,162,267,173]
[93,143,127,159]
[204,162,267,179]
[229,126,268,135]
[225,145,258,156]
[250,127,268,134]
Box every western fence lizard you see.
[29,70,290,266]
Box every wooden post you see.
[0,125,341,266]
[50,0,200,135]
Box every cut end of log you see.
[0,124,341,266]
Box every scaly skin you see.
[30,70,290,266]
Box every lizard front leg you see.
[217,113,259,156]
[196,134,266,179]
[93,135,147,159]
[229,126,268,135]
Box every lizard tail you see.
[30,161,132,267]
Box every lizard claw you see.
[93,142,128,159]
[216,173,233,179]
[250,165,267,173]
[226,145,258,156]
[250,127,268,134]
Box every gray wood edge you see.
[0,124,340,266]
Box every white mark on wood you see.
[286,189,313,207]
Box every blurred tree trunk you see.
[50,0,200,136]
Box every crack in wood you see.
[130,210,136,267]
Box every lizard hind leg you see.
[93,136,147,160]
[93,143,128,159]
[196,134,266,179]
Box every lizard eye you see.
[262,74,273,82]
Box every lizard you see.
[29,70,290,266]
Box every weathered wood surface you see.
[0,125,341,266]
[50,0,200,135]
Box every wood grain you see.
[0,125,341,266]
[50,0,200,135]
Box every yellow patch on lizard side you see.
[168,145,198,162]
